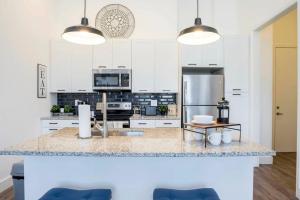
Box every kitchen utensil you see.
[222,131,232,144]
[208,132,221,146]
[168,104,177,116]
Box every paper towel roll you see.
[79,104,91,138]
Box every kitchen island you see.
[0,128,274,200]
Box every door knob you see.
[276,112,283,116]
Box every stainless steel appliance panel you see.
[183,75,224,105]
[183,106,218,124]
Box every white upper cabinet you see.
[70,44,93,92]
[50,40,93,93]
[93,40,113,69]
[112,40,132,69]
[155,41,178,93]
[50,41,72,92]
[180,39,224,67]
[93,39,132,69]
[223,36,249,93]
[132,40,155,93]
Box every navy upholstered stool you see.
[153,188,220,200]
[39,188,112,200]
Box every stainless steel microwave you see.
[92,69,131,90]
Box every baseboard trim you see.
[0,176,13,193]
[259,156,273,165]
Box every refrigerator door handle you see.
[183,106,187,124]
[183,81,187,105]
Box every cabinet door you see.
[50,41,72,92]
[93,40,113,69]
[180,39,223,67]
[225,92,249,140]
[224,36,249,93]
[70,44,93,92]
[113,39,132,69]
[155,41,178,93]
[180,44,202,67]
[130,120,156,128]
[201,39,224,67]
[132,40,155,93]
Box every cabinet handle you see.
[163,123,173,125]
[188,64,197,66]
[49,122,58,125]
[72,122,79,125]
[57,89,65,92]
[78,90,86,92]
[98,66,107,68]
[138,123,147,125]
[117,66,126,68]
[163,90,171,92]
[209,64,218,66]
[49,129,58,131]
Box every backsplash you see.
[57,92,176,115]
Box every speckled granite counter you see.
[0,128,274,157]
[130,115,181,120]
[41,116,79,120]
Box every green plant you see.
[64,105,73,113]
[158,105,168,115]
[50,105,60,113]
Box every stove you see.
[95,102,133,128]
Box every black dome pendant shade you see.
[177,0,220,45]
[62,0,105,45]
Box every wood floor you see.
[254,152,298,200]
[0,153,297,200]
[0,186,13,200]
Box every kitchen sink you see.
[91,129,144,137]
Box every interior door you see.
[274,47,297,152]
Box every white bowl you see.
[193,115,214,124]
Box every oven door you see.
[93,73,120,89]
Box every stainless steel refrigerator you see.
[182,74,224,125]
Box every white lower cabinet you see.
[130,119,181,128]
[130,120,156,128]
[155,120,181,128]
[41,119,79,134]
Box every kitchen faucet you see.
[94,92,108,138]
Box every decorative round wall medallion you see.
[95,4,135,38]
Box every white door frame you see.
[249,2,299,197]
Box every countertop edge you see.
[0,150,276,158]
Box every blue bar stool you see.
[153,188,220,200]
[39,188,112,200]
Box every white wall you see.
[51,0,178,40]
[257,25,274,164]
[0,0,55,192]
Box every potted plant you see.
[63,105,74,116]
[158,105,168,116]
[50,105,60,116]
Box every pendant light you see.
[177,0,220,45]
[62,0,105,45]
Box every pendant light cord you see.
[197,0,199,18]
[84,0,87,18]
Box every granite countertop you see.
[41,116,79,120]
[130,115,181,120]
[0,128,275,157]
